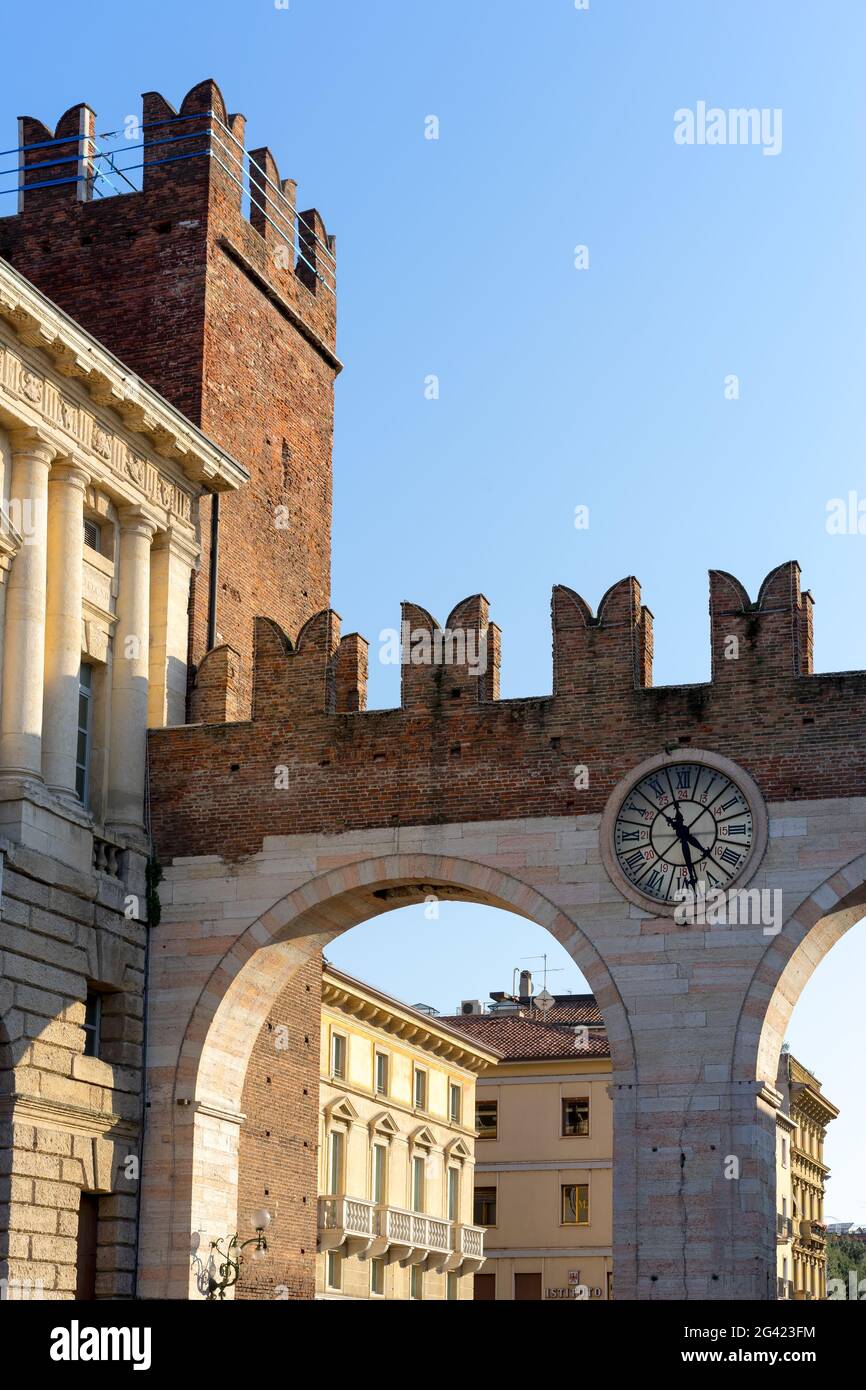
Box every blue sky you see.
[2,1,863,1222]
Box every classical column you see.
[148,527,197,729]
[0,432,55,781]
[107,507,156,834]
[42,460,89,797]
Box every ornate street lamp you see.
[195,1210,272,1300]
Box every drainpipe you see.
[207,492,220,651]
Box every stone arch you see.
[140,851,636,1297]
[733,851,866,1087]
[186,853,636,1110]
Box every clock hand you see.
[683,829,709,857]
[681,835,699,891]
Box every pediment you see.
[445,1137,472,1162]
[324,1094,360,1124]
[409,1124,437,1149]
[369,1110,400,1136]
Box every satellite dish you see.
[534,988,554,1014]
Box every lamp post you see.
[197,1210,272,1300]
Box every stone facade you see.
[312,965,493,1300]
[782,1054,837,1300]
[445,997,614,1302]
[136,783,866,1299]
[0,254,243,1299]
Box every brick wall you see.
[235,952,321,1301]
[0,78,338,715]
[148,563,866,862]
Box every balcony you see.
[795,1218,826,1247]
[317,1196,377,1257]
[317,1197,485,1274]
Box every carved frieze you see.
[0,339,194,527]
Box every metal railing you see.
[0,111,336,297]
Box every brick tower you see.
[0,77,339,715]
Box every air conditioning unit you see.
[460,999,483,1015]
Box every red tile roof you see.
[441,996,610,1061]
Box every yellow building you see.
[774,1099,796,1300]
[317,966,498,1300]
[446,992,613,1301]
[776,1050,838,1300]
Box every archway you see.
[734,853,866,1088]
[138,851,636,1298]
[731,854,866,1302]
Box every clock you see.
[601,752,767,914]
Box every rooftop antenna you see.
[521,954,564,992]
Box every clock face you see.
[612,761,755,905]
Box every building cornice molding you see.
[322,969,501,1072]
[1,1092,139,1142]
[0,258,248,495]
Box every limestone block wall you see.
[0,836,146,1298]
[139,798,866,1299]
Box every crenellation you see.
[148,565,866,863]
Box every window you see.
[330,1030,346,1080]
[76,665,93,805]
[476,1099,498,1139]
[474,1272,496,1301]
[410,1265,423,1300]
[449,1082,462,1124]
[83,518,100,553]
[562,1097,590,1137]
[82,989,102,1059]
[371,1143,388,1206]
[326,1250,341,1291]
[561,1183,589,1225]
[474,1186,497,1226]
[781,1136,788,1167]
[447,1167,460,1223]
[412,1154,425,1213]
[375,1051,389,1096]
[446,1271,458,1301]
[328,1129,344,1195]
[371,1258,385,1296]
[413,1067,427,1111]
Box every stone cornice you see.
[0,257,248,494]
[322,968,501,1073]
[1,1091,139,1142]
